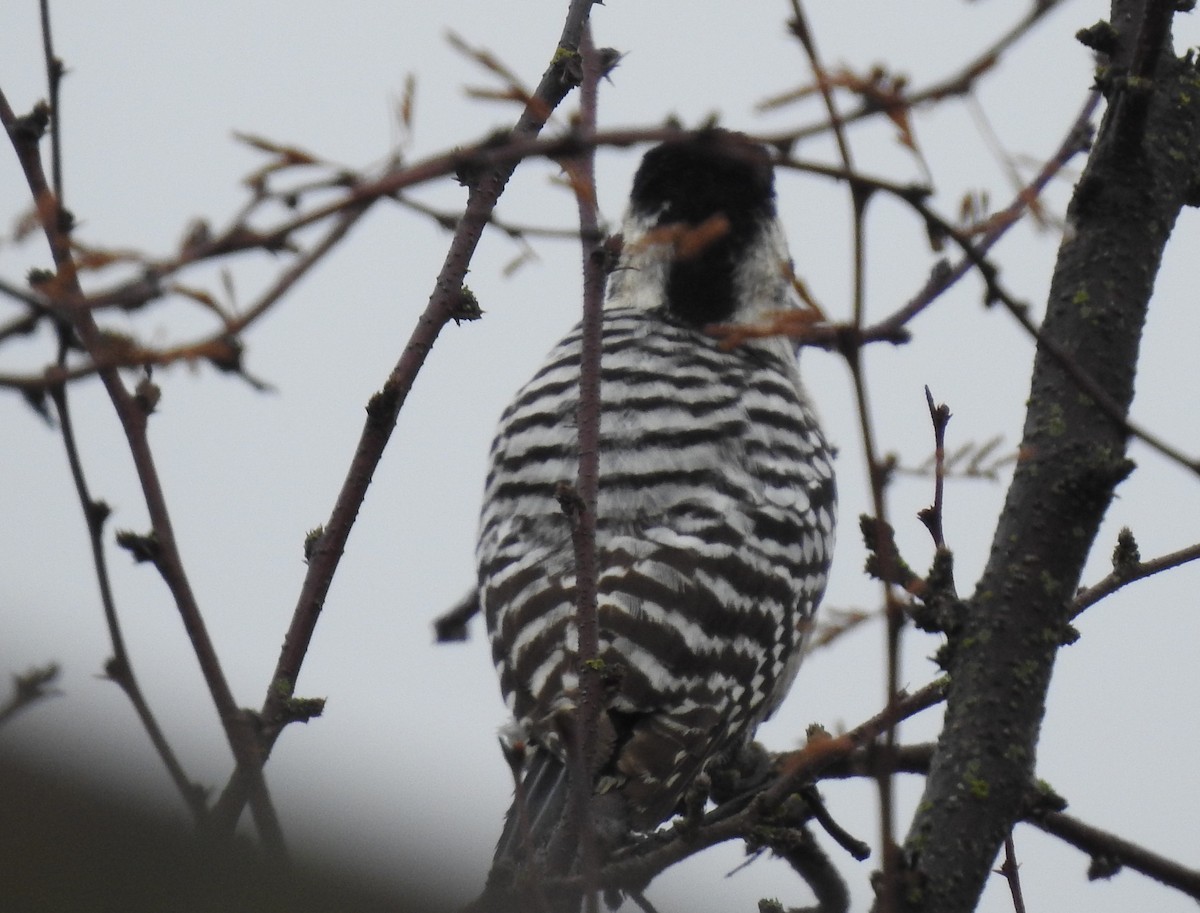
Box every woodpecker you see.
[475,129,836,892]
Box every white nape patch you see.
[731,218,804,321]
[605,210,672,312]
[607,207,808,376]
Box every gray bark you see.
[893,4,1200,910]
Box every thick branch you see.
[894,7,1200,911]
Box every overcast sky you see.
[2,2,1198,911]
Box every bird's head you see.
[606,129,800,327]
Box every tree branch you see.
[49,384,208,823]
[209,0,603,835]
[1071,539,1200,618]
[1030,809,1200,899]
[0,663,61,727]
[559,23,608,910]
[893,5,1200,909]
[1,84,285,853]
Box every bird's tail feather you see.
[482,749,582,913]
[494,746,573,864]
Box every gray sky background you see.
[2,2,1198,910]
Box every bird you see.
[474,128,836,902]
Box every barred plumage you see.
[477,130,835,877]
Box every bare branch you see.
[588,680,948,897]
[209,0,605,836]
[0,663,61,727]
[1030,809,1200,900]
[894,6,1200,906]
[38,0,63,203]
[562,23,608,909]
[761,1,1073,149]
[996,835,1028,913]
[0,84,284,853]
[916,387,951,549]
[49,383,208,823]
[1071,538,1200,619]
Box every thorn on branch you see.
[134,374,161,415]
[916,385,952,549]
[115,529,160,565]
[1026,777,1069,817]
[1076,20,1119,56]
[27,267,55,288]
[302,525,324,564]
[910,547,963,642]
[179,219,212,257]
[451,285,484,324]
[205,334,245,373]
[996,835,1028,913]
[103,654,132,686]
[859,514,919,592]
[55,207,75,234]
[1059,623,1081,646]
[85,497,111,531]
[560,46,624,87]
[1088,854,1124,880]
[1110,527,1141,579]
[282,694,326,724]
[555,480,587,523]
[9,101,52,141]
[21,386,52,422]
[365,384,401,424]
[13,663,61,702]
[454,129,513,189]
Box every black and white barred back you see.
[478,130,836,858]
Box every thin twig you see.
[816,90,1197,478]
[787,3,902,906]
[0,663,61,727]
[917,386,951,548]
[0,127,690,395]
[778,96,1197,482]
[998,291,1200,476]
[0,90,1088,389]
[821,90,1099,345]
[562,23,607,912]
[761,0,1071,149]
[49,384,208,823]
[764,679,946,810]
[592,680,948,895]
[1030,810,1200,899]
[997,834,1028,913]
[38,0,63,203]
[209,0,603,835]
[1071,540,1200,619]
[395,192,598,241]
[0,85,284,853]
[818,741,1200,904]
